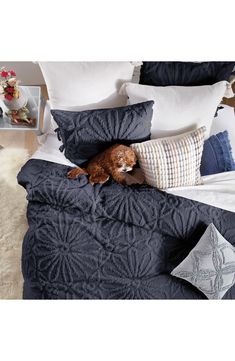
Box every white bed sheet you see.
[167,172,235,213]
[32,134,235,213]
[33,134,76,167]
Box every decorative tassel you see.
[59,144,65,152]
[119,82,130,95]
[54,127,61,141]
[130,61,143,66]
[224,83,234,98]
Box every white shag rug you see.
[0,147,29,299]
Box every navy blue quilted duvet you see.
[140,61,235,86]
[18,159,235,299]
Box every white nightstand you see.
[0,86,42,132]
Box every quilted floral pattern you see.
[140,62,235,86]
[51,101,153,166]
[18,159,235,299]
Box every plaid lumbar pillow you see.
[131,127,206,189]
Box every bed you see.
[16,134,235,299]
[18,61,235,299]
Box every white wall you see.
[0,62,45,85]
[0,62,141,86]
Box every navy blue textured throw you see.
[18,159,235,299]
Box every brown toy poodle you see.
[67,144,137,185]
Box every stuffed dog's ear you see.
[117,150,124,159]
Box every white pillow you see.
[41,100,52,134]
[121,81,232,139]
[210,105,235,159]
[39,62,136,109]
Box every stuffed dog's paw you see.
[89,173,110,185]
[67,167,88,179]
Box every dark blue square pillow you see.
[200,131,235,176]
[51,101,154,166]
[140,62,235,86]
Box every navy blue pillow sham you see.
[140,62,235,86]
[51,101,154,166]
[201,131,235,176]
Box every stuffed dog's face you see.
[113,146,137,173]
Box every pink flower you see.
[9,70,16,76]
[1,71,8,78]
[6,87,14,94]
[4,93,13,101]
